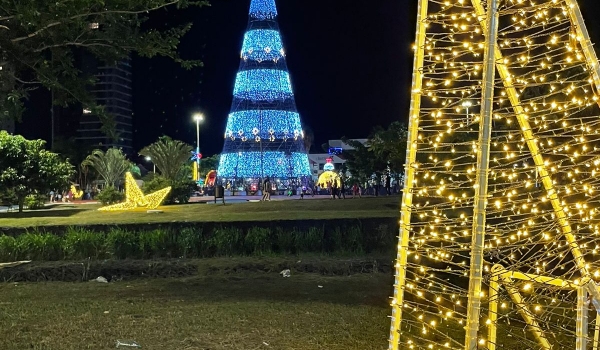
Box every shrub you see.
[106,228,138,259]
[296,227,324,253]
[97,186,125,205]
[244,227,272,255]
[142,175,170,196]
[24,194,46,210]
[139,229,169,258]
[209,226,242,256]
[0,235,17,262]
[169,180,195,204]
[275,227,296,254]
[143,176,194,205]
[16,232,62,260]
[178,227,204,258]
[63,227,106,259]
[343,226,364,254]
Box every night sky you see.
[130,0,415,157]
[16,0,600,157]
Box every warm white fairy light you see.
[390,1,600,349]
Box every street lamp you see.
[145,156,155,173]
[462,101,472,125]
[193,113,205,181]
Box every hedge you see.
[0,223,396,262]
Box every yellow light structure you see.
[70,185,83,200]
[390,1,600,350]
[317,170,340,188]
[98,172,171,211]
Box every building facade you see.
[217,0,310,180]
[307,139,368,178]
[77,57,133,154]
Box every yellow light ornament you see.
[98,172,171,211]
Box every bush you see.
[16,232,62,260]
[4,223,385,261]
[178,227,204,258]
[244,227,272,255]
[139,229,169,259]
[169,180,195,204]
[209,226,242,256]
[106,228,138,259]
[275,227,296,254]
[343,226,364,253]
[97,186,125,205]
[296,227,324,253]
[0,235,17,262]
[24,194,46,210]
[63,227,106,259]
[143,176,194,205]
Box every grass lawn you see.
[0,255,566,349]
[0,196,399,228]
[0,265,392,349]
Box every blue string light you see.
[242,29,284,62]
[224,110,302,140]
[233,69,292,101]
[218,151,311,178]
[249,0,277,20]
[217,0,310,180]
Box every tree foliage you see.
[139,136,193,181]
[82,148,131,187]
[200,154,220,179]
[342,122,408,182]
[0,0,208,127]
[367,121,407,174]
[0,131,74,212]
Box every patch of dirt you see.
[0,257,392,283]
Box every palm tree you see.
[82,148,131,187]
[303,125,314,153]
[139,136,193,181]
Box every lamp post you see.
[145,156,155,173]
[193,113,205,181]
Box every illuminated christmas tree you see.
[217,0,310,180]
[390,1,600,350]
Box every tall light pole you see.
[145,156,155,173]
[193,113,205,182]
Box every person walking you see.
[331,178,338,199]
[352,183,361,198]
[385,174,392,195]
[338,175,346,199]
[261,177,271,201]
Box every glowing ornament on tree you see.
[98,172,171,211]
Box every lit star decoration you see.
[242,30,285,62]
[98,172,171,211]
[233,69,293,101]
[191,151,202,161]
[217,0,310,180]
[388,1,600,350]
[224,110,302,140]
[249,0,277,20]
[217,152,310,178]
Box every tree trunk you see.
[18,197,24,213]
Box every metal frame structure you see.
[488,264,600,350]
[389,0,600,349]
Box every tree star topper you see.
[98,172,171,211]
